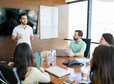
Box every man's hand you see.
[17,33,23,40]
[35,34,39,39]
[12,34,23,42]
[65,50,75,57]
[31,34,39,40]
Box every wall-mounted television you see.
[0,7,39,36]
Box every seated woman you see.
[14,43,50,84]
[90,45,114,84]
[100,33,114,45]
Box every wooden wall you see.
[0,0,69,63]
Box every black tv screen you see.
[0,7,39,36]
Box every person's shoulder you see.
[27,25,33,31]
[30,67,37,70]
[71,40,75,43]
[13,25,20,30]
[27,25,32,28]
[30,67,40,72]
[69,40,75,45]
[81,40,86,43]
[81,40,87,45]
[27,67,39,74]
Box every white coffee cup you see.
[81,67,88,80]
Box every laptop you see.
[56,48,71,56]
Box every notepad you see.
[45,66,70,77]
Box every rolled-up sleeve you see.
[30,28,33,36]
[12,28,17,36]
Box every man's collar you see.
[20,24,27,29]
[74,39,82,44]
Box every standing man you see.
[66,30,86,57]
[12,13,39,47]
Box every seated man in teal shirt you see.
[66,30,86,57]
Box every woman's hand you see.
[39,67,45,73]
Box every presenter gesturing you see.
[12,13,39,47]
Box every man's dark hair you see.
[75,30,83,37]
[19,13,27,19]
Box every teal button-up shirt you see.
[69,40,87,57]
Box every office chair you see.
[82,38,91,58]
[0,62,21,84]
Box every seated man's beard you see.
[73,37,78,41]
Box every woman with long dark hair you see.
[100,33,114,45]
[90,45,114,84]
[14,43,50,84]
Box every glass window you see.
[69,1,88,39]
[91,0,114,53]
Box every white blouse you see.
[21,67,50,84]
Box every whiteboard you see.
[40,5,58,39]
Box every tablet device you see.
[56,48,71,56]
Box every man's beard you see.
[21,22,27,25]
[73,37,78,41]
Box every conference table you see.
[41,56,90,84]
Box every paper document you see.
[45,66,70,77]
[76,58,90,63]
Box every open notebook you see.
[45,66,70,77]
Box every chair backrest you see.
[0,62,21,84]
[13,68,21,84]
[82,38,91,58]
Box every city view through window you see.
[69,0,114,55]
